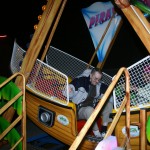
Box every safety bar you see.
[69,67,131,150]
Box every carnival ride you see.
[0,0,150,149]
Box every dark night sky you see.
[0,0,149,77]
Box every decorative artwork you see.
[81,1,122,62]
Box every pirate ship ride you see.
[1,0,150,149]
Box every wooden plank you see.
[115,0,150,53]
[15,0,63,85]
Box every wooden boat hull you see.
[26,90,99,149]
[114,109,150,150]
[26,87,150,149]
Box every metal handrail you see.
[0,72,26,150]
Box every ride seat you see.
[77,117,102,135]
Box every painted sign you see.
[81,1,122,62]
[122,125,140,137]
[57,114,69,126]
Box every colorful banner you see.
[81,1,122,62]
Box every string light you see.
[34,25,38,30]
[42,5,46,11]
[33,3,47,30]
[38,15,42,21]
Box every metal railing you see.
[0,72,26,150]
[69,67,131,150]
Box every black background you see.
[0,0,149,77]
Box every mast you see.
[4,0,67,122]
[15,0,65,85]
[115,0,150,54]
